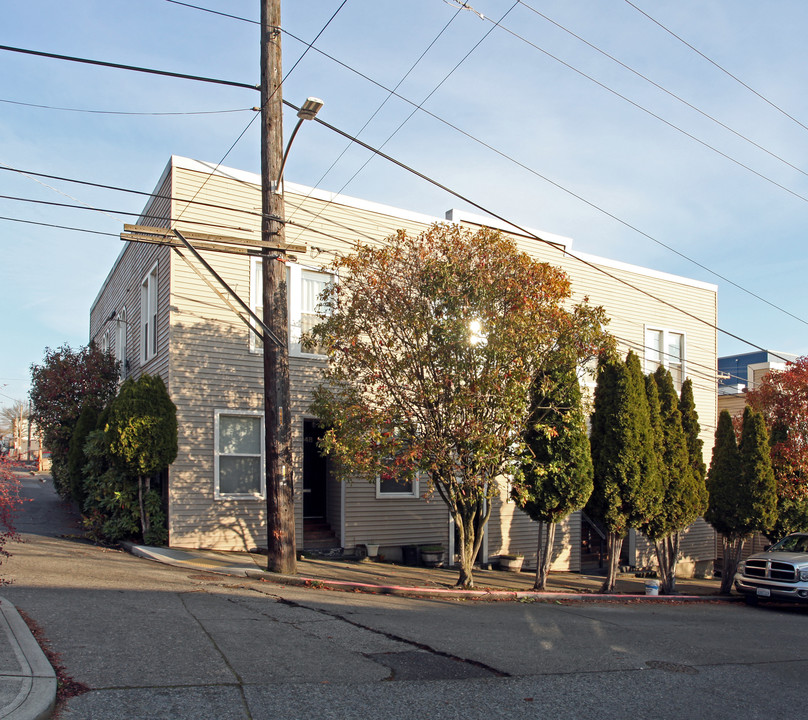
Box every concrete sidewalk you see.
[0,597,55,720]
[124,542,730,601]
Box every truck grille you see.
[745,559,797,582]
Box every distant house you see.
[90,156,719,574]
[718,350,798,417]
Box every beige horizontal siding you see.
[93,158,719,558]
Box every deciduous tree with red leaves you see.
[0,458,23,581]
[747,356,808,539]
[29,344,119,499]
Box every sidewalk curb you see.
[0,598,57,720]
[124,543,736,603]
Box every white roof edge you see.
[91,157,176,316]
[92,157,716,314]
[444,208,573,250]
[571,249,718,292]
[171,156,444,227]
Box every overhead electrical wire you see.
[479,11,808,205]
[0,97,256,116]
[287,1,468,225]
[1,35,800,359]
[305,110,794,362]
[290,1,519,229]
[3,33,804,330]
[623,0,808,134]
[516,0,808,179]
[276,31,808,328]
[168,0,348,233]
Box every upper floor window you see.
[251,259,332,356]
[645,327,685,389]
[101,331,110,354]
[141,264,158,363]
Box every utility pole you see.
[261,0,296,574]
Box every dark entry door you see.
[303,420,328,518]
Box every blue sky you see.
[2,0,807,413]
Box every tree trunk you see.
[138,475,150,541]
[602,532,623,593]
[720,535,745,594]
[453,498,492,590]
[654,534,680,594]
[535,522,557,591]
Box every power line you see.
[517,0,808,179]
[0,164,277,221]
[164,0,258,25]
[3,36,803,344]
[5,34,803,327]
[278,31,808,328]
[623,0,808,134]
[0,44,258,91]
[307,111,795,362]
[0,194,261,234]
[0,215,118,237]
[0,97,256,117]
[287,1,468,224]
[484,11,808,206]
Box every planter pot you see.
[499,556,524,572]
[420,550,445,568]
[365,543,380,558]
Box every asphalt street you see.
[3,475,807,719]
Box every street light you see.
[273,97,324,192]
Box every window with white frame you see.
[101,330,109,353]
[250,259,332,355]
[376,463,420,498]
[141,264,158,362]
[116,308,127,379]
[375,431,421,499]
[214,411,265,498]
[645,327,685,389]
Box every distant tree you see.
[511,354,593,591]
[29,344,118,497]
[106,374,176,543]
[309,224,609,589]
[706,408,778,594]
[641,367,707,594]
[679,378,707,486]
[747,356,808,539]
[587,350,661,592]
[0,402,29,460]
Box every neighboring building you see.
[718,350,798,417]
[90,156,719,574]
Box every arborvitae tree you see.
[706,408,778,593]
[587,350,661,592]
[107,374,177,542]
[512,355,593,591]
[641,367,706,594]
[738,406,778,537]
[66,404,99,506]
[679,378,707,485]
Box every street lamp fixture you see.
[274,97,324,192]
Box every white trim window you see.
[116,308,127,380]
[645,327,685,389]
[141,263,159,363]
[101,330,110,354]
[251,259,332,356]
[376,468,420,498]
[214,410,265,499]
